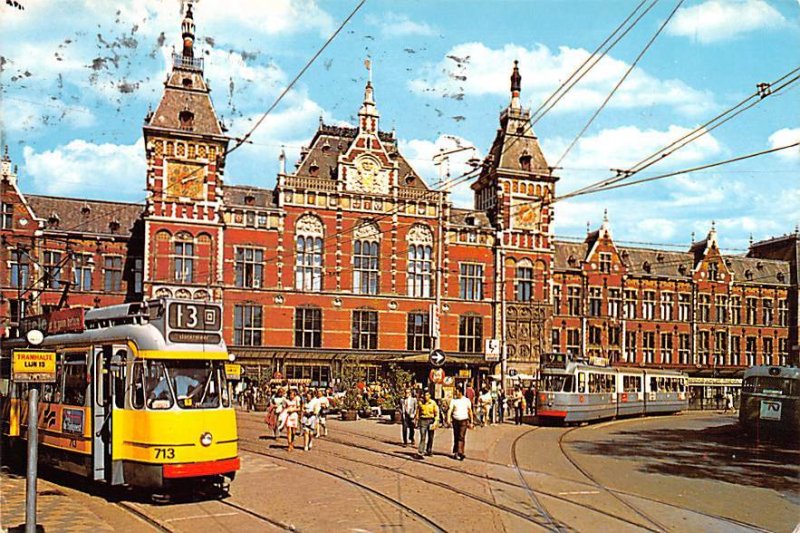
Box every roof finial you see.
[749,233,754,246]
[2,145,8,161]
[586,220,591,234]
[691,231,695,244]
[603,208,608,224]
[181,1,196,59]
[711,220,716,232]
[279,145,286,175]
[358,58,380,134]
[510,60,521,109]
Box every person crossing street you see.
[448,387,473,460]
[400,388,418,447]
[415,391,439,458]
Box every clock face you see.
[512,197,540,230]
[167,161,205,199]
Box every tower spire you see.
[181,2,196,59]
[510,60,522,109]
[358,63,380,135]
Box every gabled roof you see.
[26,195,143,237]
[224,185,278,208]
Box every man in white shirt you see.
[447,387,473,460]
[400,389,418,446]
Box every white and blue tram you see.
[536,355,688,423]
[739,365,800,437]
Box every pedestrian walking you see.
[524,386,535,415]
[284,389,300,451]
[723,391,734,414]
[415,391,439,458]
[316,389,330,437]
[448,388,473,460]
[301,391,318,451]
[478,388,492,427]
[498,389,506,423]
[267,387,287,438]
[400,388,417,447]
[513,387,524,425]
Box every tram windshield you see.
[540,375,574,392]
[743,376,796,396]
[135,360,228,410]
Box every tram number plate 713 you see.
[154,447,176,459]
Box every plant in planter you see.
[338,362,368,421]
[383,364,413,423]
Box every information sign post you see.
[12,347,56,533]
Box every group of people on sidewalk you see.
[399,387,480,461]
[265,387,331,451]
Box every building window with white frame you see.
[660,332,672,364]
[174,233,194,283]
[624,331,637,362]
[588,287,602,316]
[608,288,621,318]
[354,240,380,295]
[762,337,773,366]
[43,250,63,289]
[552,285,562,314]
[294,307,322,348]
[715,294,727,324]
[103,255,123,292]
[745,297,757,325]
[678,293,691,322]
[72,253,93,291]
[352,309,378,350]
[698,294,710,322]
[599,252,612,274]
[779,338,788,366]
[407,312,431,351]
[567,286,581,316]
[624,289,637,319]
[679,333,690,364]
[407,224,433,298]
[566,329,581,357]
[697,330,710,366]
[731,296,741,325]
[515,264,534,302]
[10,249,30,288]
[778,299,788,327]
[643,331,655,363]
[762,298,773,326]
[236,247,265,289]
[660,292,673,321]
[715,331,726,366]
[234,304,262,346]
[746,336,757,366]
[1,202,13,230]
[458,315,482,353]
[459,263,484,301]
[730,335,741,366]
[642,291,655,320]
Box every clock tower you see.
[142,4,230,300]
[473,61,558,376]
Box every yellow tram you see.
[1,299,239,491]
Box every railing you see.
[173,53,204,72]
[284,176,337,191]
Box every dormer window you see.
[656,253,664,263]
[47,213,60,228]
[465,215,476,226]
[321,142,331,153]
[678,264,687,275]
[81,204,91,216]
[642,261,651,273]
[567,255,577,267]
[404,173,416,185]
[777,272,785,283]
[244,194,256,206]
[621,250,629,261]
[519,150,532,171]
[756,261,764,271]
[182,77,193,88]
[179,110,194,130]
[309,162,320,176]
[108,219,120,233]
[745,269,753,281]
[708,262,719,281]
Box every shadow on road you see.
[569,421,799,495]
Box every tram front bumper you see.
[163,457,241,479]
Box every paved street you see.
[2,411,797,532]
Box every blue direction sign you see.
[429,349,446,367]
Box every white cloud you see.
[768,127,800,162]
[367,13,437,38]
[410,43,715,116]
[2,97,96,135]
[544,124,723,191]
[23,138,145,199]
[667,0,787,44]
[397,135,481,207]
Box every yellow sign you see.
[458,369,471,378]
[225,363,241,380]
[12,350,57,383]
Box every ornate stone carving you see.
[354,220,381,241]
[407,224,433,245]
[296,214,324,236]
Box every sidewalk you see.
[0,468,130,533]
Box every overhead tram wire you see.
[553,0,686,169]
[564,64,800,199]
[228,0,368,156]
[531,0,658,126]
[558,141,800,201]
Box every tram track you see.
[238,418,671,531]
[317,418,774,532]
[238,442,446,532]
[509,427,563,532]
[115,501,175,533]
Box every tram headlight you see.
[200,432,213,447]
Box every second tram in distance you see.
[536,354,688,423]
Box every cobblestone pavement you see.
[1,411,796,532]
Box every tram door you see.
[92,344,127,483]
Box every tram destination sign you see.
[166,301,222,344]
[12,350,57,383]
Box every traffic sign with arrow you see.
[429,348,446,367]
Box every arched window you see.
[295,215,324,291]
[174,231,194,283]
[407,224,433,297]
[515,258,534,302]
[353,221,380,295]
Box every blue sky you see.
[1,0,798,251]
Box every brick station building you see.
[0,9,797,400]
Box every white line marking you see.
[558,491,600,495]
[165,512,239,522]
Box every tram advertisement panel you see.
[166,301,222,344]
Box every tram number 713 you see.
[154,447,176,459]
[759,400,782,421]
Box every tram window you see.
[132,362,145,409]
[743,377,756,393]
[578,373,586,393]
[63,361,88,406]
[563,375,574,393]
[144,362,173,410]
[608,375,616,393]
[42,362,63,403]
[219,368,230,407]
[114,350,126,409]
[164,360,221,409]
[650,377,657,393]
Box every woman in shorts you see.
[301,391,318,451]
